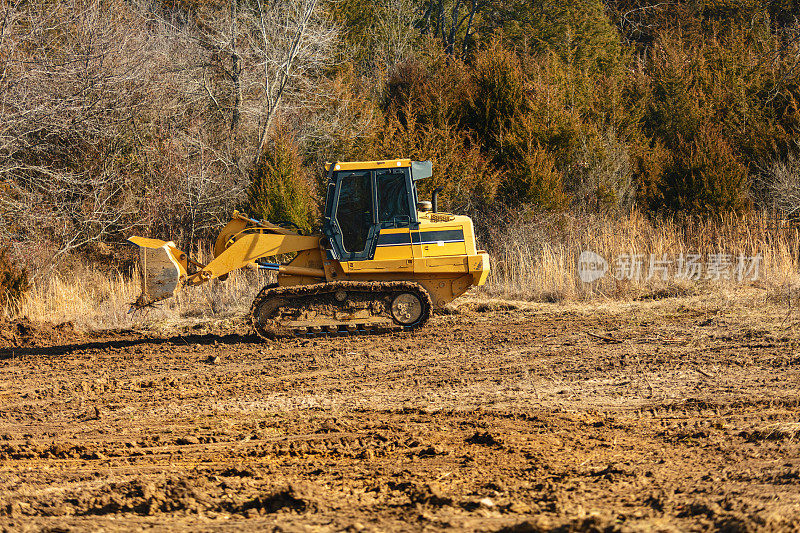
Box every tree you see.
[245,129,317,230]
[493,0,623,74]
[468,41,530,156]
[416,0,492,56]
[249,0,338,159]
[0,0,164,262]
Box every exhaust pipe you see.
[432,186,444,213]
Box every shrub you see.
[658,125,750,214]
[0,247,29,315]
[500,144,566,211]
[244,129,318,231]
[566,128,634,212]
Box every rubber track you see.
[248,280,433,341]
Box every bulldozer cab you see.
[323,160,431,261]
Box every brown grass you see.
[14,266,272,330]
[482,210,800,302]
[6,211,800,329]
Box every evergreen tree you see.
[245,131,317,230]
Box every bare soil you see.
[1,294,799,532]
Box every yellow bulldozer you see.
[128,159,490,339]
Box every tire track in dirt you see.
[1,299,799,530]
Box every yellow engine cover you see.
[334,213,490,307]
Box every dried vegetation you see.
[5,212,800,329]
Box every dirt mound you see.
[0,318,83,349]
[0,476,315,519]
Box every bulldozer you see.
[128,159,490,339]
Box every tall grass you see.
[6,211,800,328]
[482,210,800,301]
[12,247,274,329]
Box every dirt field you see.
[1,292,799,532]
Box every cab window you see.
[376,169,410,225]
[335,171,372,253]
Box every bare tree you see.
[0,0,338,270]
[763,153,800,218]
[250,0,337,160]
[0,0,243,261]
[0,0,163,264]
[375,0,419,69]
[190,0,336,163]
[417,0,490,56]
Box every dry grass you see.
[13,264,272,330]
[7,211,800,329]
[482,210,800,302]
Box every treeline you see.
[2,0,800,268]
[328,0,800,216]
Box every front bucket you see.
[127,237,185,307]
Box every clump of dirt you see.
[234,487,309,515]
[740,423,800,442]
[0,318,83,348]
[405,482,453,507]
[466,431,502,446]
[467,301,520,313]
